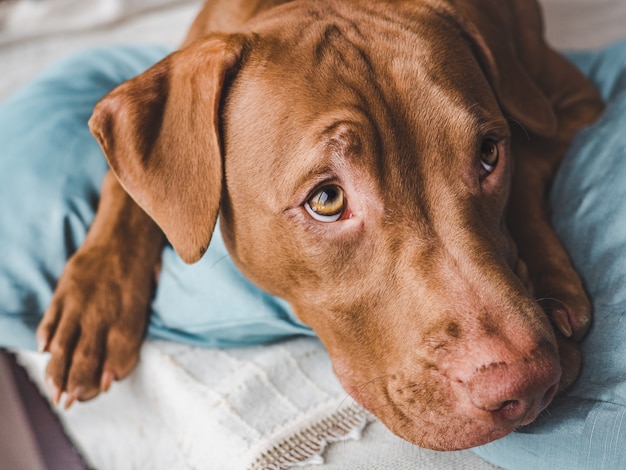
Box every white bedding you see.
[2,1,625,468]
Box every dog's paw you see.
[514,248,591,342]
[36,246,151,408]
[513,253,587,390]
[535,274,592,342]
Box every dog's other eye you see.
[305,185,345,222]
[480,139,499,175]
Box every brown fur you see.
[37,0,603,450]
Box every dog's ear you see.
[89,36,246,263]
[449,0,557,137]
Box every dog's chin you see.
[401,423,511,451]
[394,420,520,451]
[365,399,544,451]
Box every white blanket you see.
[3,1,625,468]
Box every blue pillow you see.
[474,39,626,468]
[0,45,312,351]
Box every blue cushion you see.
[473,38,626,468]
[0,45,312,351]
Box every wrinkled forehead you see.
[224,2,504,190]
[244,1,497,126]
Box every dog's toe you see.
[64,329,108,404]
[42,309,80,402]
[539,291,592,342]
[101,326,144,381]
[567,295,592,341]
[55,315,143,406]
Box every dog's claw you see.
[537,298,578,339]
[101,370,115,393]
[47,377,62,405]
[64,392,77,409]
[552,307,573,338]
[37,335,48,353]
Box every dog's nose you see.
[465,356,561,424]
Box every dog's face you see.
[90,1,563,450]
[219,9,560,450]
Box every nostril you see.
[485,399,519,413]
[492,399,528,422]
[499,400,519,412]
[465,357,561,424]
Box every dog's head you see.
[90,0,569,450]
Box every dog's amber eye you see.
[480,139,499,174]
[305,185,345,222]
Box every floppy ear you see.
[89,35,246,263]
[449,0,557,137]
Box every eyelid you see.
[296,171,339,205]
[476,116,510,136]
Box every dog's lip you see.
[385,404,525,450]
[342,349,561,450]
[337,376,555,450]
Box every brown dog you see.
[36,0,603,451]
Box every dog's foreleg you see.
[37,171,165,407]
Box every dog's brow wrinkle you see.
[307,19,386,107]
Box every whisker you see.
[335,374,392,413]
[354,374,391,394]
[336,393,360,412]
[208,253,231,270]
